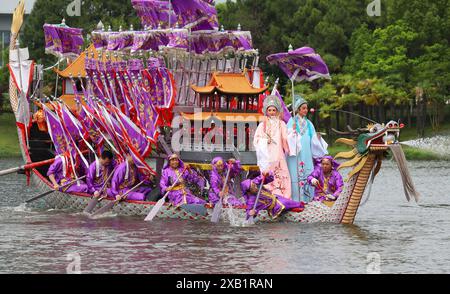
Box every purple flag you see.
[43,104,70,156]
[267,47,331,82]
[44,103,88,171]
[62,104,100,165]
[271,89,291,124]
[129,145,157,177]
[130,76,160,139]
[43,24,84,59]
[82,105,122,158]
[113,106,154,158]
[60,104,83,141]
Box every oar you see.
[0,158,55,177]
[247,176,266,225]
[83,167,117,214]
[25,175,87,204]
[144,167,186,222]
[211,165,232,223]
[315,183,335,201]
[91,180,145,216]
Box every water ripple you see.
[0,158,449,273]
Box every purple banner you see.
[91,29,253,56]
[44,24,84,59]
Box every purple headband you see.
[314,156,340,170]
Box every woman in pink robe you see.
[253,95,291,199]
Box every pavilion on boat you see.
[176,71,268,170]
[190,71,268,112]
[48,44,116,112]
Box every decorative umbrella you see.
[43,19,84,59]
[267,46,331,114]
[267,46,330,83]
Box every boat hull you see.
[27,171,358,223]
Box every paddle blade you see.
[25,190,55,204]
[91,201,116,216]
[210,201,223,223]
[144,197,165,221]
[246,216,255,225]
[83,198,99,214]
[181,204,207,216]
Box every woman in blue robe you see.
[286,96,328,202]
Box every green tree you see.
[345,21,419,89]
[412,43,450,130]
[0,48,10,114]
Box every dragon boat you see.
[5,0,419,224]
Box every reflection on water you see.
[0,158,449,273]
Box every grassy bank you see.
[0,113,21,158]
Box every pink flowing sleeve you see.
[281,121,290,155]
[253,118,268,148]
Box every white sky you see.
[0,0,35,14]
[0,0,230,15]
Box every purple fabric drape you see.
[91,30,253,56]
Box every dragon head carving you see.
[333,121,404,180]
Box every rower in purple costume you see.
[307,156,344,202]
[86,150,117,197]
[47,155,88,193]
[108,155,153,201]
[241,172,304,220]
[208,157,243,207]
[160,154,207,207]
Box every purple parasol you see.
[267,47,330,82]
[43,23,84,59]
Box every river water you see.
[0,158,449,274]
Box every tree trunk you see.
[325,116,332,147]
[416,88,426,137]
[408,101,412,127]
[377,105,382,122]
[359,103,365,126]
[335,110,340,130]
[348,104,353,126]
[390,104,396,121]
